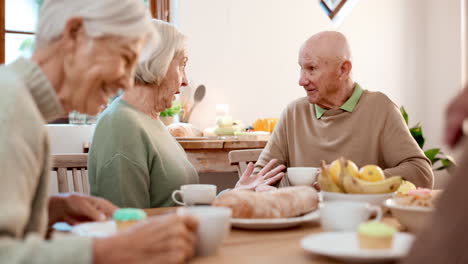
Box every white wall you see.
[176,0,463,149]
[176,0,330,131]
[423,0,462,150]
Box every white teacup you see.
[172,184,217,206]
[320,201,382,231]
[287,167,320,186]
[178,206,232,256]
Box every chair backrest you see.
[51,154,89,194]
[228,149,263,177]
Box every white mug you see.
[172,184,217,206]
[320,201,382,231]
[178,206,232,256]
[287,167,320,186]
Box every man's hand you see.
[445,86,468,148]
[48,193,118,226]
[94,214,198,264]
[234,159,285,191]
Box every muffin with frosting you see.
[113,208,147,231]
[357,221,396,250]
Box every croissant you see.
[212,186,319,218]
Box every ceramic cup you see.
[172,184,217,206]
[178,206,232,256]
[287,167,320,186]
[320,201,382,231]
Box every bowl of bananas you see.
[318,158,403,206]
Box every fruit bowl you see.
[321,191,394,206]
[384,198,433,233]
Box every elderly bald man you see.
[0,1,197,264]
[255,31,433,188]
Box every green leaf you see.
[160,102,182,117]
[410,124,425,149]
[400,105,455,172]
[441,158,454,168]
[400,106,409,125]
[424,148,440,162]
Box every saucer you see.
[301,231,414,263]
[71,220,117,237]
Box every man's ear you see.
[61,17,84,53]
[340,60,352,79]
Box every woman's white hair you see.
[36,0,154,48]
[135,19,187,86]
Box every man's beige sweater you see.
[255,90,433,188]
[0,58,92,263]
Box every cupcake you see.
[357,221,396,250]
[113,208,147,231]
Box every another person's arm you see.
[48,194,118,227]
[400,140,468,264]
[381,103,433,188]
[444,85,468,147]
[0,113,94,263]
[402,88,468,263]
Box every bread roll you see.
[167,123,202,137]
[168,126,187,137]
[212,186,318,218]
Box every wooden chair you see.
[228,149,263,177]
[51,154,89,194]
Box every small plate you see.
[71,220,117,237]
[301,231,414,263]
[231,210,319,230]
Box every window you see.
[319,0,359,27]
[0,0,171,64]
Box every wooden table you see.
[176,138,267,173]
[144,207,403,264]
[83,138,268,174]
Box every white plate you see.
[71,220,117,237]
[231,210,320,230]
[301,231,414,263]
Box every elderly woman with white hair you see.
[0,1,198,264]
[88,19,286,209]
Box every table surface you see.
[176,138,268,150]
[144,207,404,264]
[83,138,267,173]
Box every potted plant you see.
[400,107,455,188]
[160,103,182,126]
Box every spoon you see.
[184,84,206,123]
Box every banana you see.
[342,161,403,194]
[318,160,344,193]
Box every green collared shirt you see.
[315,83,363,119]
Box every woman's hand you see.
[234,159,286,191]
[48,193,118,226]
[94,213,198,264]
